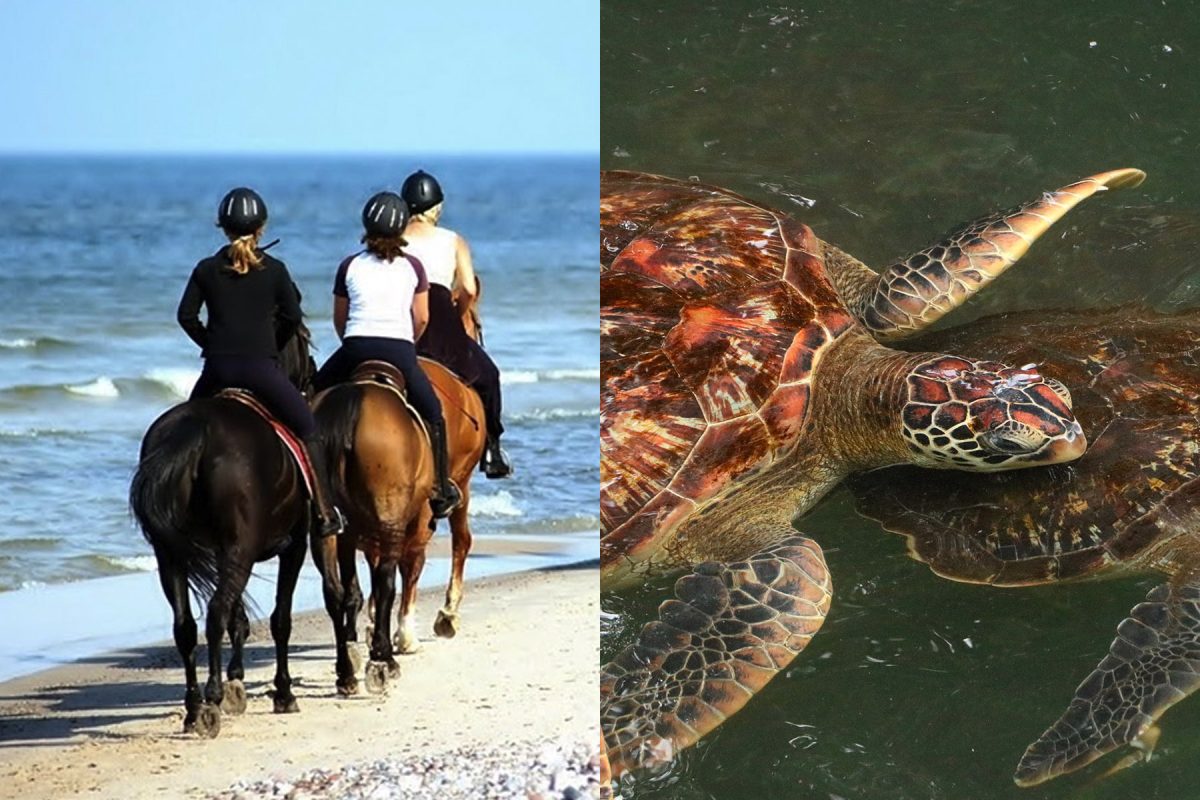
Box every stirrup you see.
[430,482,462,520]
[315,505,346,537]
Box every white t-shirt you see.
[401,227,459,290]
[333,250,429,342]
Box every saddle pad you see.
[217,389,315,498]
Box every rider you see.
[312,191,462,519]
[400,170,512,479]
[176,187,343,537]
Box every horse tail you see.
[129,412,220,602]
[312,384,366,517]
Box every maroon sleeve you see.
[333,253,355,298]
[406,254,429,293]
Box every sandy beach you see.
[0,563,599,799]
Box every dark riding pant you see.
[416,285,504,437]
[191,355,317,438]
[313,336,444,425]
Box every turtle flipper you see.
[601,534,832,779]
[860,168,1146,341]
[1014,582,1200,787]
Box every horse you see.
[326,304,489,676]
[309,366,435,694]
[421,356,487,639]
[129,325,328,737]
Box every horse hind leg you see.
[365,555,401,694]
[269,532,307,714]
[435,496,472,639]
[222,599,250,715]
[395,514,435,654]
[156,557,203,733]
[198,557,254,737]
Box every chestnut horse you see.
[130,326,326,737]
[310,371,435,694]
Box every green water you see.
[601,2,1200,798]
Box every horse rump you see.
[129,410,220,601]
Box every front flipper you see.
[860,168,1146,340]
[1014,582,1200,787]
[601,534,832,779]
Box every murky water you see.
[601,2,1200,797]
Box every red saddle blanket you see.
[216,389,315,498]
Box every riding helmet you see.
[217,187,268,236]
[400,170,444,214]
[362,191,410,237]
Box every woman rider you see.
[312,191,461,519]
[400,170,512,479]
[176,187,342,537]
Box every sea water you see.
[0,155,598,642]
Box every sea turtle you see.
[599,167,1146,785]
[848,305,1200,787]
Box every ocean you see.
[0,154,598,596]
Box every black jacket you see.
[176,246,302,358]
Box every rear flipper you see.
[1014,582,1200,787]
[601,534,832,779]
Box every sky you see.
[0,1,598,155]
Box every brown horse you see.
[311,369,434,694]
[420,357,487,641]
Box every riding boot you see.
[301,437,344,537]
[428,420,461,520]
[481,434,513,479]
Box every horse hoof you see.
[337,678,360,697]
[221,680,247,715]
[273,695,300,714]
[386,658,400,678]
[364,661,390,695]
[194,704,221,738]
[434,609,459,639]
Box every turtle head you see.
[900,355,1085,472]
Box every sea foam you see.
[469,490,523,518]
[66,377,120,398]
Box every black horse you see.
[130,325,335,737]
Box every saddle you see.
[350,360,428,441]
[216,389,316,498]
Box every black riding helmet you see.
[362,191,410,237]
[217,187,268,236]
[400,170,444,215]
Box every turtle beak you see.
[1042,421,1087,464]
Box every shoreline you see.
[0,529,596,683]
[0,564,599,800]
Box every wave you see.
[66,377,120,398]
[142,367,199,398]
[509,407,598,422]
[0,367,198,403]
[501,367,599,385]
[468,490,523,518]
[100,555,159,573]
[0,336,75,353]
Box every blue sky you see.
[0,1,597,154]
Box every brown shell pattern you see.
[849,306,1200,585]
[601,171,855,563]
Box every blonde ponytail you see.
[412,202,443,226]
[227,229,264,274]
